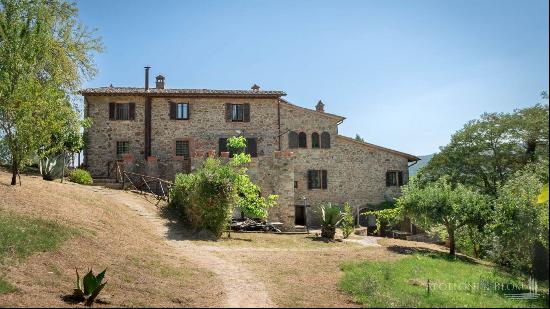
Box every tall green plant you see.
[317,203,344,239]
[169,137,277,237]
[0,0,103,185]
[341,203,354,239]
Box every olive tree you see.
[397,178,490,256]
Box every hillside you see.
[0,170,221,307]
[409,154,435,176]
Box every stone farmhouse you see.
[81,67,419,231]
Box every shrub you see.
[316,203,343,239]
[341,202,354,239]
[69,169,93,185]
[169,137,277,238]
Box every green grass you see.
[340,251,549,308]
[0,210,74,294]
[0,278,16,294]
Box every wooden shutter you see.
[225,103,232,121]
[321,132,331,148]
[186,103,190,119]
[307,170,313,189]
[386,172,391,187]
[170,102,176,119]
[321,170,328,189]
[109,103,115,120]
[398,171,403,186]
[128,103,135,120]
[243,103,251,122]
[218,138,228,155]
[246,138,258,157]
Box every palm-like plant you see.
[317,203,344,239]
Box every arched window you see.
[298,132,307,148]
[311,132,320,148]
[288,131,299,149]
[321,132,331,148]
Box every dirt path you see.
[100,189,275,308]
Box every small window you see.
[294,181,298,189]
[175,140,190,158]
[231,104,244,122]
[110,103,135,121]
[116,141,129,157]
[308,170,327,190]
[386,171,404,187]
[311,132,320,148]
[298,132,307,148]
[176,103,189,120]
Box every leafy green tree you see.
[397,178,490,255]
[419,101,548,197]
[354,134,365,142]
[0,0,102,185]
[340,202,355,239]
[491,163,549,272]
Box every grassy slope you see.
[340,252,548,308]
[0,211,74,293]
[0,170,221,307]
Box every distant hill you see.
[409,154,435,176]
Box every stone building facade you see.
[82,72,418,231]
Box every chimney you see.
[144,66,151,91]
[251,84,260,92]
[316,100,325,112]
[156,75,165,89]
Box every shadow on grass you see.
[307,236,337,243]
[387,245,479,264]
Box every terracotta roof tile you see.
[80,87,286,97]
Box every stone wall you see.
[85,94,414,230]
[85,95,146,177]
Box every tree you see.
[491,163,549,273]
[419,101,549,197]
[355,134,365,142]
[0,0,102,185]
[397,178,490,255]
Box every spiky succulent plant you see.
[73,268,107,306]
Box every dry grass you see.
[0,170,222,308]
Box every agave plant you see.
[73,268,107,306]
[317,203,344,239]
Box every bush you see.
[69,169,93,185]
[341,203,354,239]
[316,203,343,239]
[169,137,277,238]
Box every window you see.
[311,132,320,148]
[225,103,250,122]
[218,137,258,157]
[386,171,404,187]
[321,132,331,149]
[170,102,189,120]
[116,141,129,157]
[109,103,135,121]
[308,170,327,190]
[231,104,244,121]
[294,181,298,189]
[175,140,190,158]
[298,132,307,148]
[288,131,299,149]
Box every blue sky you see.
[76,0,549,156]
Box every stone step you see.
[91,180,123,190]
